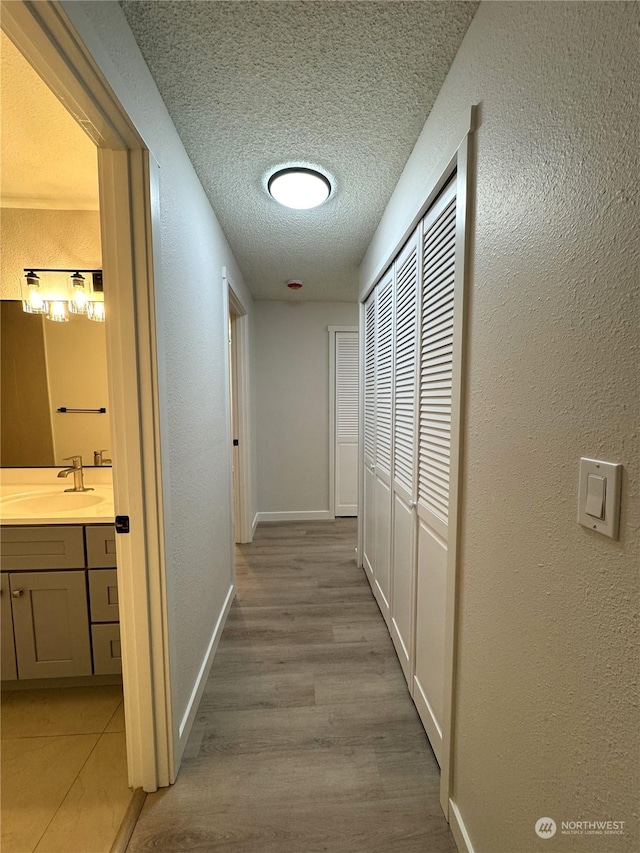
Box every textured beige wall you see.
[362,2,639,851]
[0,208,101,300]
[62,0,257,765]
[255,301,358,515]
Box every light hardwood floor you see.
[128,520,457,852]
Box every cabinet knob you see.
[11,588,24,598]
[410,501,417,509]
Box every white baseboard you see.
[251,512,259,535]
[255,510,334,523]
[449,800,475,853]
[174,583,235,765]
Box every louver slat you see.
[418,194,456,525]
[336,334,359,439]
[392,237,419,494]
[375,275,393,475]
[364,293,376,460]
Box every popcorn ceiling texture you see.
[120,0,477,301]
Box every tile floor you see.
[1,685,132,853]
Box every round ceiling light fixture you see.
[287,279,303,290]
[268,167,332,210]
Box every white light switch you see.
[585,474,606,519]
[578,458,622,540]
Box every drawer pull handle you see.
[12,588,24,598]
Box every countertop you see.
[0,468,115,526]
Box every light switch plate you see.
[578,458,622,539]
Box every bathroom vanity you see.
[0,469,120,683]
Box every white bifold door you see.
[362,269,394,626]
[363,294,376,579]
[361,175,462,767]
[390,230,420,683]
[412,179,458,764]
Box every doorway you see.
[224,269,254,544]
[1,0,172,797]
[329,325,359,518]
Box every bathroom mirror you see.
[0,300,111,467]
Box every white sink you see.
[1,490,106,514]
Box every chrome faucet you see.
[57,456,94,492]
[93,449,112,466]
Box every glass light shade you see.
[87,301,105,322]
[22,272,48,314]
[69,273,89,314]
[47,301,69,322]
[22,286,48,315]
[268,168,331,209]
[69,289,89,314]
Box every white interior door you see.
[373,270,394,624]
[390,228,420,684]
[363,293,376,578]
[333,330,359,516]
[413,178,457,765]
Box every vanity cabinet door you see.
[10,571,92,679]
[1,573,17,680]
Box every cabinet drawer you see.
[0,527,85,570]
[89,569,119,622]
[86,525,117,568]
[92,623,122,675]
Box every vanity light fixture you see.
[20,269,104,321]
[22,271,48,314]
[268,167,332,210]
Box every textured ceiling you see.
[121,1,477,302]
[0,31,99,210]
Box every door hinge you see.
[115,515,130,534]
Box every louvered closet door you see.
[362,291,376,578]
[334,331,359,516]
[373,269,394,623]
[390,228,420,683]
[413,177,457,765]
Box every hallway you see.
[128,520,456,852]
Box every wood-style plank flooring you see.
[127,520,456,852]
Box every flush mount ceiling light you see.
[268,167,332,210]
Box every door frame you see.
[357,108,476,820]
[223,268,254,543]
[1,1,173,791]
[328,325,358,519]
